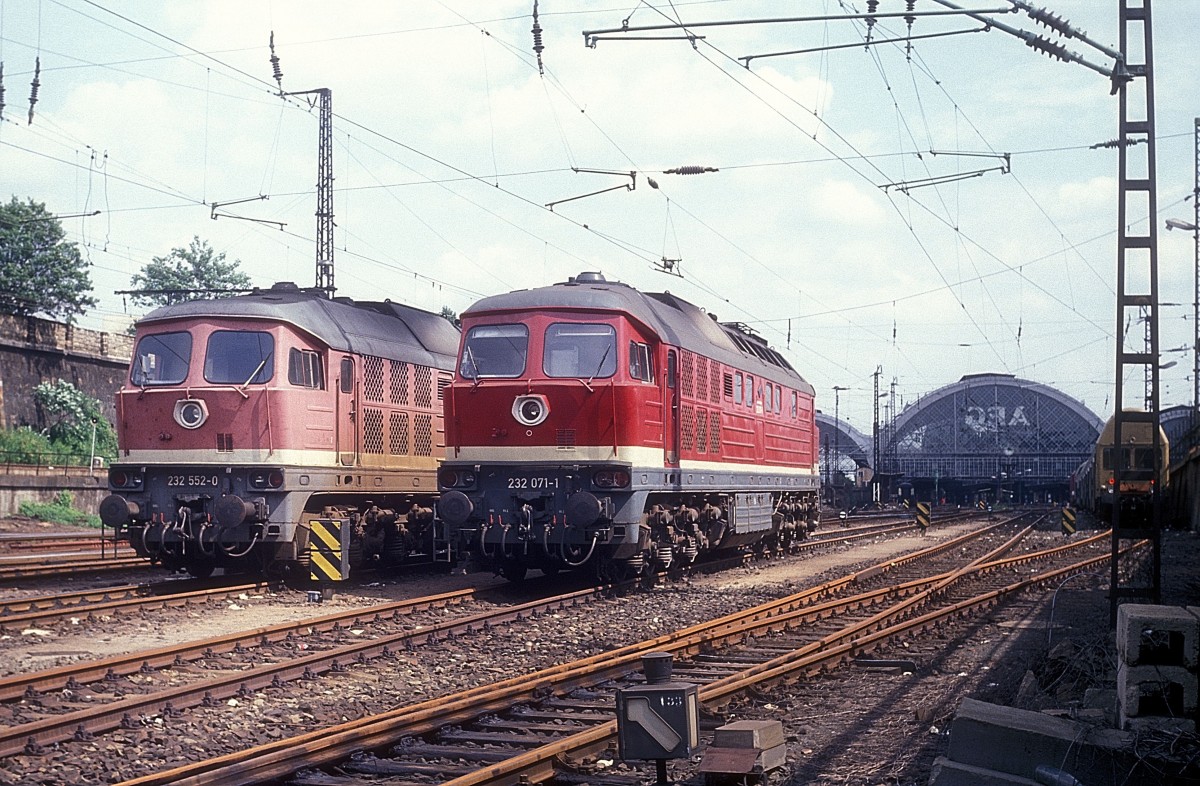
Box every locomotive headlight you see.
[592,468,631,489]
[512,394,550,427]
[438,468,477,489]
[249,469,285,489]
[173,398,209,430]
[108,468,144,490]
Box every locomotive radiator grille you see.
[681,351,694,398]
[389,360,410,405]
[696,356,709,401]
[681,404,694,452]
[216,433,234,452]
[709,413,721,453]
[390,412,410,455]
[415,366,433,408]
[364,356,385,402]
[696,409,708,453]
[415,413,433,456]
[556,429,576,449]
[710,360,721,403]
[363,408,385,454]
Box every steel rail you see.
[115,521,1104,786]
[0,587,476,703]
[0,555,151,580]
[0,580,277,629]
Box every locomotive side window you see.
[131,331,192,385]
[746,375,755,408]
[628,341,653,382]
[791,391,798,418]
[340,358,353,393]
[775,385,782,413]
[204,330,274,385]
[734,373,743,404]
[288,348,325,389]
[461,324,528,378]
[544,323,616,379]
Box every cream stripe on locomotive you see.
[119,447,440,469]
[446,445,817,478]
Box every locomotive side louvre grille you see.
[710,361,721,403]
[437,373,452,401]
[556,429,576,449]
[389,361,410,405]
[696,356,709,402]
[363,407,385,454]
[364,356,385,402]
[389,411,410,455]
[723,373,734,399]
[415,365,433,409]
[709,412,721,454]
[680,351,694,399]
[680,403,694,452]
[216,433,234,452]
[415,413,433,456]
[696,408,708,453]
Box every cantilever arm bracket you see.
[546,169,637,211]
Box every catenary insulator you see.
[904,0,915,28]
[0,62,6,120]
[531,2,545,76]
[1025,4,1078,39]
[1026,35,1070,63]
[665,165,718,175]
[27,56,39,125]
[269,31,284,89]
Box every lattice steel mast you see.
[1110,0,1161,618]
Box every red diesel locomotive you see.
[437,272,821,580]
[99,282,460,577]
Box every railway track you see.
[0,553,152,581]
[0,514,1068,783]
[0,579,278,629]
[99,517,1118,786]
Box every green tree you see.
[129,236,251,307]
[32,379,117,460]
[440,306,461,328]
[0,197,97,321]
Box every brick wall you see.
[0,314,133,428]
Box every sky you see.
[2,0,1199,434]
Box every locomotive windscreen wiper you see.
[585,343,613,390]
[235,358,268,398]
[464,344,482,388]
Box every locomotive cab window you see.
[204,330,275,385]
[461,324,528,379]
[131,331,192,385]
[288,348,325,389]
[544,323,616,379]
[629,341,653,382]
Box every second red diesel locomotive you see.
[437,272,821,580]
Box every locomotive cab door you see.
[336,356,357,466]
[664,349,680,467]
